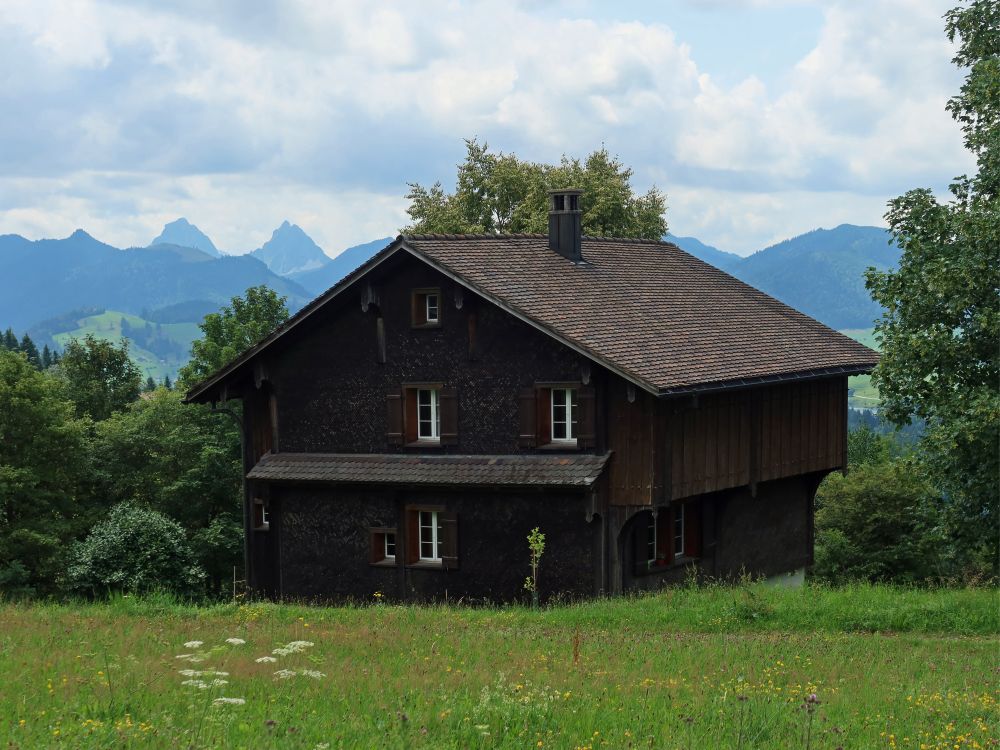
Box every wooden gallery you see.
[185,190,878,602]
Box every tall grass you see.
[1,584,996,748]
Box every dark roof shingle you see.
[403,234,878,392]
[247,452,610,487]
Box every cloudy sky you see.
[0,0,971,256]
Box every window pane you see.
[419,510,439,560]
[426,294,439,321]
[385,532,395,557]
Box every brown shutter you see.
[518,388,537,447]
[404,389,418,444]
[440,387,458,445]
[412,293,426,326]
[440,511,458,570]
[405,509,420,564]
[577,386,596,449]
[386,393,403,445]
[536,387,552,446]
[684,501,701,558]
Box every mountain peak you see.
[68,229,93,241]
[251,222,328,276]
[150,218,220,257]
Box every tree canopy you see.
[405,139,668,239]
[865,0,999,573]
[56,334,142,421]
[179,285,290,389]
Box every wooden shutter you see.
[518,388,537,447]
[386,393,403,445]
[440,511,458,570]
[412,293,427,326]
[577,386,596,449]
[536,387,552,446]
[404,389,418,444]
[684,501,701,558]
[440,387,458,445]
[405,509,420,564]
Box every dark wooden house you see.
[186,190,878,601]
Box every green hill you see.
[49,310,200,382]
[840,327,880,408]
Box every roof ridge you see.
[401,233,675,245]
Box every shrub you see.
[65,503,206,597]
[813,460,944,584]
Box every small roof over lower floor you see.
[246,452,611,488]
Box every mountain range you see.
[0,218,896,379]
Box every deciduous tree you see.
[56,334,142,421]
[405,139,668,239]
[179,286,289,388]
[865,0,999,574]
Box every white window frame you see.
[425,293,439,324]
[384,531,396,561]
[417,388,440,440]
[550,387,577,443]
[419,510,441,562]
[647,515,657,563]
[673,503,685,558]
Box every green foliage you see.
[405,139,667,239]
[65,503,206,597]
[814,460,945,584]
[523,527,546,606]
[0,586,995,748]
[846,424,892,468]
[179,285,289,388]
[56,334,142,421]
[0,350,88,595]
[865,0,999,574]
[90,389,242,593]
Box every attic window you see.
[412,288,441,328]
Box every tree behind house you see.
[405,139,668,239]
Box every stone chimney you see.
[547,189,582,261]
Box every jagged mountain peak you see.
[150,218,220,257]
[250,221,329,276]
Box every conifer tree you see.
[41,345,52,370]
[145,375,157,392]
[2,328,17,351]
[19,334,39,368]
[163,374,172,389]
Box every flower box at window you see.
[412,288,441,327]
[370,527,397,566]
[404,506,458,569]
[518,383,595,449]
[386,384,459,447]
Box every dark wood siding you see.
[608,385,656,506]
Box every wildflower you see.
[256,656,278,663]
[209,679,229,687]
[178,669,201,677]
[272,647,292,656]
[225,638,246,646]
[183,640,204,649]
[300,669,325,679]
[212,697,246,706]
[181,679,209,689]
[273,669,297,679]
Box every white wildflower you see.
[178,669,202,677]
[209,678,229,687]
[204,671,229,677]
[272,648,292,656]
[315,744,331,750]
[273,669,297,679]
[300,669,325,679]
[181,679,209,689]
[286,640,314,651]
[225,638,246,646]
[183,640,204,649]
[255,656,277,663]
[212,697,246,706]
[174,654,193,659]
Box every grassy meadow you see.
[840,328,881,409]
[1,584,996,749]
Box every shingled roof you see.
[405,234,878,393]
[247,452,610,487]
[186,233,877,402]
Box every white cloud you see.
[0,0,973,256]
